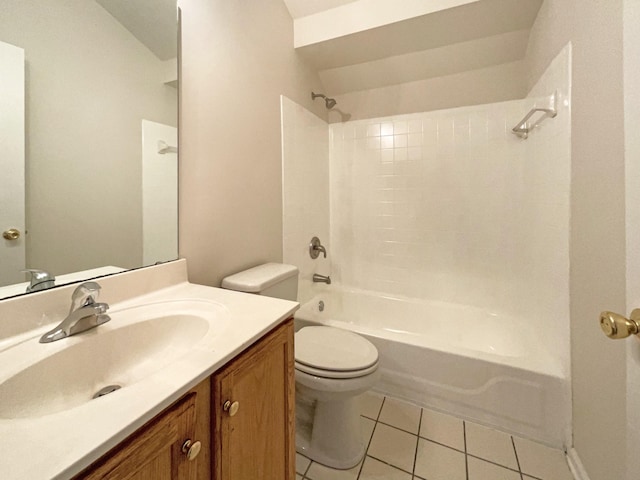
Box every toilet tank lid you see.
[221,263,298,293]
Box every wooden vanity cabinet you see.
[73,379,211,480]
[211,318,295,480]
[74,319,293,480]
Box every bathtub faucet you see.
[313,274,331,285]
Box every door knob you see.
[223,400,240,416]
[599,309,640,339]
[3,229,20,240]
[181,439,202,461]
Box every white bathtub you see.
[294,286,570,447]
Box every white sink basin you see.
[0,299,229,419]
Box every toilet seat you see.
[295,361,378,379]
[295,326,379,379]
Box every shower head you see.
[311,92,337,110]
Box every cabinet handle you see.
[181,439,202,461]
[223,400,240,416]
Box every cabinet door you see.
[75,379,210,480]
[213,319,295,480]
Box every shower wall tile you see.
[329,81,570,363]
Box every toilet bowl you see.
[294,326,379,469]
[220,264,380,469]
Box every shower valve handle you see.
[309,237,327,259]
[599,309,640,339]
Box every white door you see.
[0,40,25,286]
[141,119,178,266]
[624,1,640,479]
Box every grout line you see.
[301,453,312,479]
[417,433,466,455]
[466,453,523,474]
[304,457,312,476]
[375,396,386,421]
[520,474,544,480]
[366,454,415,476]
[373,416,467,454]
[376,419,421,438]
[511,436,525,480]
[412,408,423,478]
[464,421,469,480]
[356,396,385,480]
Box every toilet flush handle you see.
[223,400,240,416]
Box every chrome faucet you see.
[39,282,110,343]
[22,268,55,293]
[312,274,331,284]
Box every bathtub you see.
[294,286,570,447]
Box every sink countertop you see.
[0,260,298,480]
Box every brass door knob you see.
[181,439,202,461]
[599,309,640,339]
[223,400,240,416]
[2,229,20,240]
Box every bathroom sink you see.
[0,299,229,419]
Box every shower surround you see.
[282,46,571,446]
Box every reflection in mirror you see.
[0,0,178,299]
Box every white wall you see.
[525,3,627,479]
[0,0,177,276]
[331,61,527,122]
[179,0,328,287]
[281,96,331,303]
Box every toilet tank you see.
[220,263,299,301]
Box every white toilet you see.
[221,263,380,469]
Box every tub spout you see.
[313,274,331,284]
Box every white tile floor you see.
[295,392,575,480]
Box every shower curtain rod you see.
[511,91,558,140]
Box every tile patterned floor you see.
[295,392,574,480]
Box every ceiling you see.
[95,0,178,60]
[284,0,543,96]
[96,0,542,95]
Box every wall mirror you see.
[0,0,179,300]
